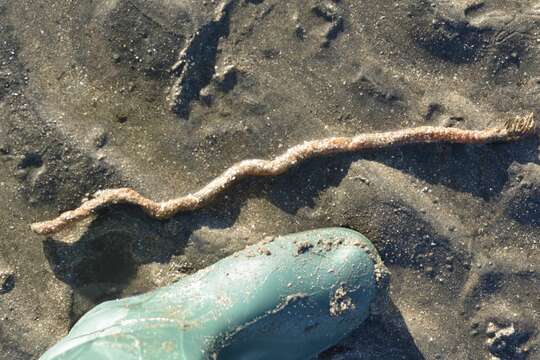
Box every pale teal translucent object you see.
[40,228,385,360]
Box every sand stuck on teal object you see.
[40,227,389,360]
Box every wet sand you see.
[0,1,539,359]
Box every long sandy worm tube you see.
[31,113,536,235]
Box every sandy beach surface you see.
[0,1,539,359]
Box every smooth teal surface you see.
[40,228,384,360]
